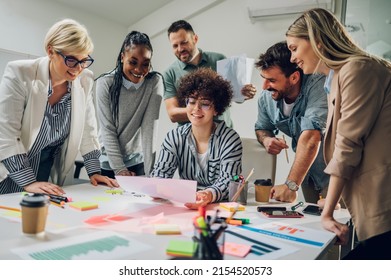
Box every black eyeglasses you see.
[57,51,94,69]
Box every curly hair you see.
[177,68,232,116]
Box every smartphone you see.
[302,205,322,216]
[257,206,286,212]
[260,210,304,218]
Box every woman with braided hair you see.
[96,31,163,178]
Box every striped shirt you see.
[0,85,100,194]
[151,121,242,202]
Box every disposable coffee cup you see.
[254,179,273,203]
[228,181,248,205]
[20,194,49,234]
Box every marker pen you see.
[50,200,65,208]
[291,201,304,211]
[50,197,66,205]
[207,216,250,224]
[232,175,240,182]
[48,194,71,202]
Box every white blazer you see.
[0,56,100,185]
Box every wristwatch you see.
[285,180,299,191]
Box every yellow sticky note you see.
[105,189,123,195]
[154,224,181,235]
[69,201,98,211]
[219,202,245,212]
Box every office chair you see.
[240,137,276,184]
[72,160,89,184]
[74,160,85,179]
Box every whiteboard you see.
[0,48,38,79]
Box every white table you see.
[0,183,350,260]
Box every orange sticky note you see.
[223,242,251,258]
[69,201,98,211]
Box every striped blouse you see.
[0,85,100,194]
[151,121,242,202]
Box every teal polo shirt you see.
[163,49,233,128]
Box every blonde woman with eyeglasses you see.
[151,68,242,210]
[0,19,118,195]
[286,8,391,259]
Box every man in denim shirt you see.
[254,42,328,203]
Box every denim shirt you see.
[254,74,329,190]
[324,69,334,94]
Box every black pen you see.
[48,194,71,202]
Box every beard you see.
[268,83,295,102]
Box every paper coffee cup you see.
[254,179,273,203]
[20,194,49,234]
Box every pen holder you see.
[193,224,225,260]
[228,181,248,205]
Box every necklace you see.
[48,78,71,96]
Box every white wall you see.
[0,0,127,77]
[0,0,128,183]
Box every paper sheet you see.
[225,226,298,260]
[217,54,254,103]
[239,222,335,247]
[11,231,151,260]
[115,176,197,204]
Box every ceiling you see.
[51,0,174,27]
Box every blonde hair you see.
[44,19,94,54]
[286,8,390,69]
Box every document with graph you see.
[239,222,335,247]
[11,231,150,260]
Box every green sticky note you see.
[166,240,197,257]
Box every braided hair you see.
[98,31,155,125]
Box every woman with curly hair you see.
[151,68,242,209]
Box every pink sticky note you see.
[223,242,251,258]
[84,214,111,225]
[106,214,132,222]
